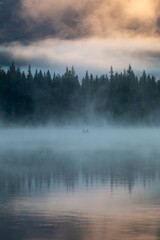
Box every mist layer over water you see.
[1,126,160,240]
[1,126,160,153]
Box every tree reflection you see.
[0,149,160,195]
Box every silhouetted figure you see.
[82,129,89,133]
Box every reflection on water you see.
[0,149,160,194]
[1,128,160,239]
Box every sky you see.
[0,0,160,76]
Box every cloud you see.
[1,0,160,44]
[1,37,160,77]
[19,0,160,39]
[19,0,92,40]
[1,0,160,75]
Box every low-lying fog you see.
[1,125,160,194]
[1,125,160,240]
[0,125,160,155]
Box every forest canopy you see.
[0,62,160,124]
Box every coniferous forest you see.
[0,62,160,124]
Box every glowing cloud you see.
[20,0,160,38]
[1,0,160,74]
[1,37,160,77]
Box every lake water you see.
[1,126,160,240]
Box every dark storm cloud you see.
[0,0,58,44]
[0,0,24,43]
[0,0,91,44]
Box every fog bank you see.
[0,126,160,157]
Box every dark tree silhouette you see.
[0,62,160,124]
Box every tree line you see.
[0,62,160,124]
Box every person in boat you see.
[82,129,89,133]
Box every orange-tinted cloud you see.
[1,0,160,75]
[1,37,160,76]
[20,0,160,39]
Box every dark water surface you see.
[1,127,160,240]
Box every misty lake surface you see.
[1,126,160,240]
